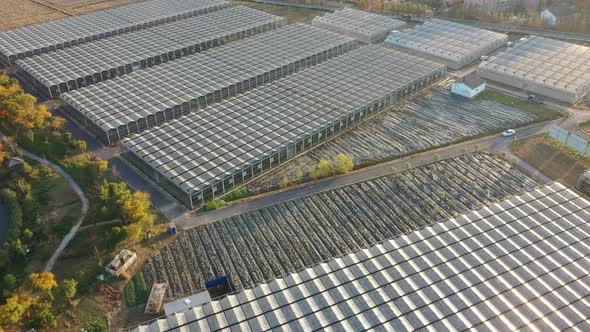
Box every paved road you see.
[0,131,89,272]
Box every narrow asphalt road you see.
[173,108,589,229]
[0,131,89,272]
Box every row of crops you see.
[245,88,537,193]
[141,153,539,300]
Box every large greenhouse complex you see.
[16,6,286,98]
[312,8,405,44]
[384,19,508,70]
[478,36,590,104]
[122,45,446,209]
[61,24,358,144]
[0,0,230,67]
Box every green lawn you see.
[479,90,562,122]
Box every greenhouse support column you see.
[189,194,194,210]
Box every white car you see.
[502,129,515,137]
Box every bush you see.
[132,272,148,304]
[222,188,249,202]
[124,279,137,306]
[334,154,353,174]
[204,199,225,211]
[72,140,87,152]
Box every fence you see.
[546,126,590,157]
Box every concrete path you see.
[0,131,89,272]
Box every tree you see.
[122,191,155,227]
[99,180,131,210]
[72,139,87,152]
[61,279,77,305]
[0,292,33,325]
[124,223,143,243]
[2,274,16,291]
[334,154,354,174]
[97,160,108,175]
[29,272,58,300]
[27,300,55,329]
[295,169,304,183]
[280,177,290,189]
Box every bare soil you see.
[511,134,590,188]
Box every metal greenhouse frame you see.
[61,24,359,145]
[0,0,230,66]
[478,35,590,104]
[312,8,405,44]
[122,45,447,209]
[385,19,508,70]
[16,6,286,98]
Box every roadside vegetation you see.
[0,70,162,330]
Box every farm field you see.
[246,88,538,193]
[141,153,540,300]
[511,134,590,188]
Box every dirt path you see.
[0,131,89,272]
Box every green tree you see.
[27,300,55,329]
[72,139,87,152]
[2,274,17,291]
[61,279,77,305]
[99,180,131,210]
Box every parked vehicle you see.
[502,129,516,137]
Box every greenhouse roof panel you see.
[63,24,359,134]
[312,8,405,43]
[122,45,445,193]
[385,19,508,69]
[478,35,590,97]
[16,6,286,89]
[130,182,590,332]
[0,0,230,64]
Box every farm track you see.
[142,153,540,300]
[245,88,537,193]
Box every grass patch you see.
[60,153,97,191]
[222,188,249,202]
[511,134,590,188]
[480,90,562,121]
[204,199,225,211]
[55,216,75,237]
[125,271,148,306]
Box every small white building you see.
[105,249,137,277]
[451,73,486,99]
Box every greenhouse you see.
[61,24,358,144]
[16,6,286,98]
[478,35,590,104]
[122,45,446,209]
[128,182,590,332]
[312,8,405,44]
[384,19,508,70]
[0,0,230,66]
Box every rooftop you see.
[130,182,590,331]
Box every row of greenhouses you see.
[16,6,286,98]
[122,45,446,209]
[61,24,359,144]
[0,0,230,66]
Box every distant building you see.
[451,73,486,98]
[540,6,576,26]
[577,170,590,196]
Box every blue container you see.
[169,224,177,235]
